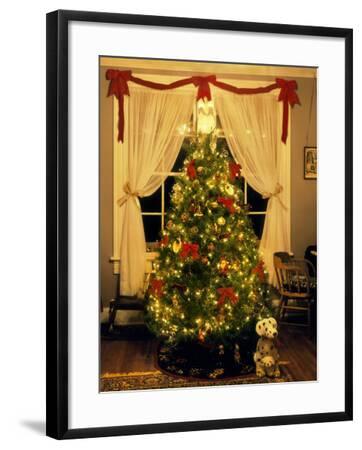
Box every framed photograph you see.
[304,146,317,179]
[46,10,353,439]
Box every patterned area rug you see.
[100,367,292,392]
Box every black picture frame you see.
[304,146,317,179]
[46,9,353,439]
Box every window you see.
[111,98,270,274]
[140,133,268,246]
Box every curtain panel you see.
[117,86,195,296]
[215,91,291,284]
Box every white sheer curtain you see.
[118,86,195,296]
[215,91,291,284]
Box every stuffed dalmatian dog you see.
[254,317,280,377]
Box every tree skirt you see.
[157,340,258,380]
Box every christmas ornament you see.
[172,239,182,254]
[166,220,174,230]
[180,242,200,260]
[190,226,199,234]
[187,159,197,180]
[181,212,189,222]
[173,191,183,204]
[173,183,182,192]
[201,256,208,265]
[207,243,215,251]
[217,196,236,213]
[217,216,226,226]
[225,184,235,196]
[229,162,241,181]
[210,201,218,209]
[160,235,169,247]
[197,166,204,173]
[217,287,238,306]
[252,260,266,281]
[218,257,229,273]
[237,232,244,241]
[150,278,164,297]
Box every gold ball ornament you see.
[181,212,189,222]
[166,220,174,230]
[217,216,226,226]
[210,201,218,209]
[173,183,182,192]
[191,226,199,234]
[197,166,204,173]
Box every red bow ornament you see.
[217,287,238,306]
[276,78,300,144]
[187,160,197,180]
[192,75,217,101]
[106,69,132,142]
[160,235,169,247]
[229,162,241,182]
[217,196,236,213]
[252,260,266,282]
[150,279,165,297]
[180,242,200,260]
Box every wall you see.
[291,77,317,257]
[100,66,119,304]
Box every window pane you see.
[142,215,162,243]
[247,184,268,212]
[139,186,161,212]
[248,214,266,240]
[164,176,176,210]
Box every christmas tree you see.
[146,133,271,347]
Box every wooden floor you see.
[101,327,317,382]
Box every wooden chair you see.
[274,253,316,331]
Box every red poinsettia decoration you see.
[229,162,241,182]
[150,278,165,297]
[217,196,236,213]
[252,261,266,281]
[217,287,238,306]
[180,242,200,260]
[186,160,197,180]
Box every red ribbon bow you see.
[180,242,200,260]
[150,279,164,297]
[217,287,238,306]
[229,162,241,182]
[252,260,266,281]
[191,75,217,101]
[106,69,132,142]
[276,78,301,144]
[187,159,197,180]
[217,196,235,213]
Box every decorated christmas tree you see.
[146,133,271,348]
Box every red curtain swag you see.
[106,69,300,144]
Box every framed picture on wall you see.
[46,9,353,439]
[304,146,317,179]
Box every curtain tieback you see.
[262,183,287,210]
[118,182,141,209]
